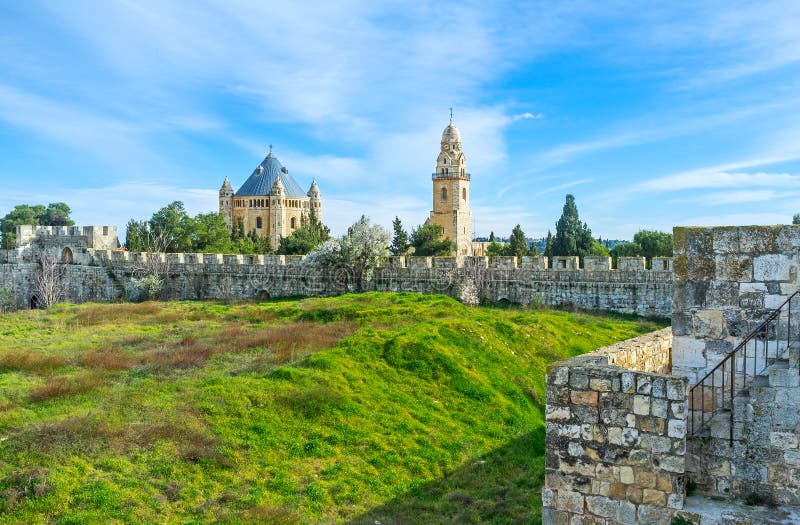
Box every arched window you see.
[443,158,447,164]
[290,217,297,229]
[62,247,73,264]
[462,188,466,200]
[256,217,263,229]
[441,187,447,201]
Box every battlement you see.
[15,225,119,250]
[87,249,674,274]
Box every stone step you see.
[682,494,800,524]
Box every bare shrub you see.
[0,352,66,374]
[1,468,52,511]
[33,252,67,308]
[30,374,104,402]
[74,302,161,325]
[79,349,132,371]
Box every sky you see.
[1,1,800,240]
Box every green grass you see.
[0,293,666,524]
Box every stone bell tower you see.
[429,110,473,255]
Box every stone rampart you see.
[0,226,673,315]
[542,328,690,525]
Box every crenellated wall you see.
[0,226,673,315]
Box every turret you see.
[269,176,285,248]
[219,177,234,228]
[307,179,322,223]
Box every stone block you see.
[633,395,650,415]
[636,376,652,395]
[589,378,612,391]
[651,398,668,418]
[693,309,725,338]
[668,419,686,438]
[570,371,589,389]
[546,405,571,421]
[769,431,798,449]
[585,495,618,518]
[753,253,792,281]
[657,454,684,473]
[571,391,598,407]
[541,487,555,508]
[556,490,584,513]
[642,488,666,506]
[550,366,569,385]
[616,500,637,525]
[621,372,636,394]
[666,378,687,400]
[619,466,634,484]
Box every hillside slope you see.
[0,293,665,524]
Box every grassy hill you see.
[0,293,666,524]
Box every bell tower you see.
[429,110,473,255]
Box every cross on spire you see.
[268,144,273,155]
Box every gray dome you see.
[442,123,461,143]
[234,151,307,197]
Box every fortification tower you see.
[429,111,473,255]
[219,177,233,228]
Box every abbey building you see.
[219,147,321,248]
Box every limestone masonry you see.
[543,224,800,524]
[0,225,672,314]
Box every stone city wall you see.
[672,225,800,383]
[542,328,690,525]
[0,227,674,316]
[673,225,800,505]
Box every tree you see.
[489,231,496,242]
[390,217,410,255]
[610,230,673,259]
[148,201,194,252]
[278,208,330,255]
[544,230,553,258]
[551,194,594,257]
[486,241,510,257]
[304,215,390,291]
[0,203,74,249]
[193,213,234,253]
[793,213,799,225]
[39,202,74,226]
[409,223,455,256]
[508,225,528,258]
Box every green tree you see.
[793,213,799,225]
[148,201,194,252]
[544,230,553,258]
[486,241,510,256]
[409,223,455,256]
[278,207,330,255]
[40,202,74,226]
[551,194,594,257]
[610,230,673,259]
[0,203,74,248]
[193,213,234,253]
[488,231,496,242]
[508,224,528,258]
[390,216,410,255]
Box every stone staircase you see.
[686,339,800,507]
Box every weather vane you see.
[449,107,453,123]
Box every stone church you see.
[429,115,475,255]
[218,147,321,248]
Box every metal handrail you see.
[688,290,798,445]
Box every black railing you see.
[688,291,799,446]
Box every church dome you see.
[442,123,461,143]
[234,148,307,197]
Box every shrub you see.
[0,288,15,313]
[127,274,164,302]
[458,279,480,306]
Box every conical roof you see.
[234,150,306,197]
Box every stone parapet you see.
[543,329,689,525]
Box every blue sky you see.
[1,1,800,240]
